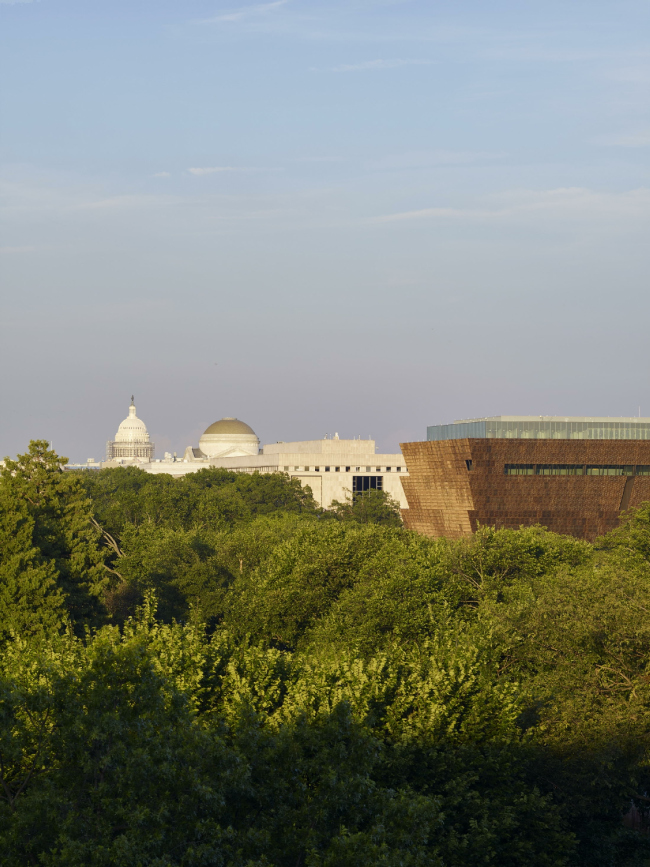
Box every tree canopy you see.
[1,441,650,865]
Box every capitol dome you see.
[106,397,155,462]
[115,399,151,443]
[198,417,260,458]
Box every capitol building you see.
[105,397,155,462]
[102,399,409,510]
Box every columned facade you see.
[105,398,155,462]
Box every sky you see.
[1,0,649,461]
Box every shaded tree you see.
[330,489,403,527]
[0,441,107,631]
[0,491,65,641]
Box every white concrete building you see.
[104,413,408,510]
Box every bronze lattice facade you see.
[400,439,650,541]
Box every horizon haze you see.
[1,0,649,462]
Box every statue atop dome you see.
[105,398,155,462]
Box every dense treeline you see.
[1,440,649,866]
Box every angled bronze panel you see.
[400,439,650,540]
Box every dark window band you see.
[505,464,650,476]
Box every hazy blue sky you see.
[1,0,649,461]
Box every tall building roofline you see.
[428,415,650,442]
[452,416,650,424]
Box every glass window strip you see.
[505,464,642,476]
[430,420,650,441]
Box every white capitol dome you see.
[114,398,151,443]
[198,417,259,458]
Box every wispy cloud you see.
[188,167,238,175]
[153,171,171,178]
[592,130,650,148]
[76,195,167,211]
[373,206,488,223]
[296,156,346,163]
[187,166,280,175]
[366,149,507,171]
[199,0,288,24]
[319,58,433,73]
[372,187,650,224]
[607,65,650,84]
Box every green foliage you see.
[0,622,245,866]
[483,554,650,864]
[105,513,318,626]
[439,523,593,603]
[208,511,314,577]
[3,440,650,864]
[0,490,65,640]
[77,465,319,541]
[307,532,448,655]
[223,522,404,650]
[73,466,322,623]
[0,440,107,633]
[0,607,573,867]
[596,501,650,564]
[183,466,320,516]
[330,488,403,526]
[113,524,230,625]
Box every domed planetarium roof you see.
[199,417,259,459]
[202,418,257,436]
[114,397,150,443]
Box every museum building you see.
[401,416,650,541]
[101,402,408,510]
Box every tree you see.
[224,522,401,650]
[114,524,232,626]
[76,466,321,543]
[479,545,650,865]
[0,441,107,630]
[183,467,320,517]
[596,501,650,564]
[201,625,574,867]
[0,490,65,640]
[307,532,449,655]
[330,489,403,527]
[0,610,444,867]
[439,524,592,606]
[0,622,247,867]
[6,442,650,865]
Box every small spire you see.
[131,395,135,406]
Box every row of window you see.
[429,421,650,441]
[352,475,383,493]
[231,467,279,475]
[283,466,403,473]
[504,464,650,476]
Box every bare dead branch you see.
[90,516,124,558]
